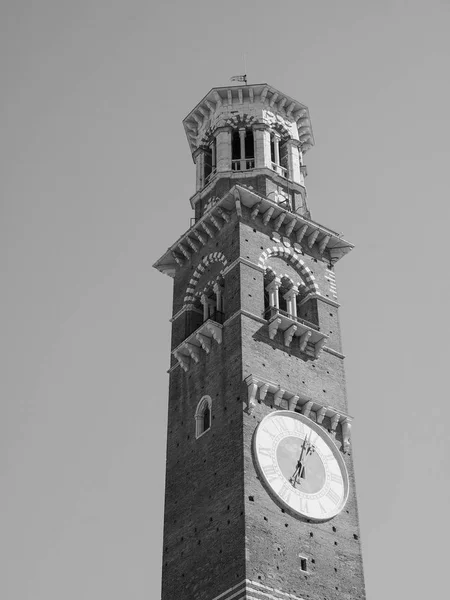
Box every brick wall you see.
[161,206,365,600]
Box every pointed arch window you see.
[195,395,212,439]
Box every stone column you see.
[273,133,280,166]
[211,139,216,171]
[200,294,209,321]
[194,148,204,191]
[215,126,232,173]
[283,286,298,317]
[266,278,280,309]
[253,124,272,169]
[287,139,302,184]
[239,128,246,171]
[213,282,222,312]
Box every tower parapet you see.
[184,84,314,220]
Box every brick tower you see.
[154,83,366,600]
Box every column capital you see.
[266,277,281,291]
[252,122,270,132]
[214,125,233,135]
[283,286,299,299]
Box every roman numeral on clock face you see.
[278,482,293,505]
[272,418,288,435]
[330,472,342,484]
[258,446,273,459]
[262,464,279,484]
[326,488,341,505]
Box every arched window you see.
[195,396,212,439]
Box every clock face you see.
[254,410,349,521]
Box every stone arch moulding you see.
[184,252,228,305]
[258,245,319,295]
[195,395,212,439]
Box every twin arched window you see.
[195,396,212,439]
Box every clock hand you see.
[290,436,309,487]
[296,433,316,482]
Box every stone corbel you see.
[196,333,211,354]
[263,207,275,226]
[296,224,308,244]
[268,317,281,340]
[205,322,222,344]
[307,229,320,249]
[314,337,327,359]
[341,418,353,453]
[301,400,314,418]
[285,218,297,237]
[316,406,327,424]
[274,212,286,232]
[245,375,258,414]
[274,387,285,407]
[185,237,200,253]
[330,413,341,432]
[185,343,200,363]
[174,351,190,372]
[201,222,215,238]
[172,251,184,267]
[259,383,269,401]
[209,214,222,230]
[193,230,207,245]
[299,330,312,352]
[251,202,262,220]
[178,244,191,260]
[318,235,331,255]
[216,207,231,222]
[233,189,242,218]
[284,324,297,347]
[288,394,299,411]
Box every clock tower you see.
[154,83,366,600]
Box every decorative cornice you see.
[153,184,353,277]
[183,83,314,158]
[243,373,353,451]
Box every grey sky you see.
[2,1,449,599]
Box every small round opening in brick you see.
[353,534,359,540]
[332,526,336,532]
[248,496,254,502]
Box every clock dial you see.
[254,410,349,520]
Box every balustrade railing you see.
[232,159,255,171]
[271,162,288,178]
[263,306,319,331]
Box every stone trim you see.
[184,252,228,305]
[170,305,189,322]
[323,346,346,359]
[258,245,319,295]
[222,256,265,277]
[153,184,354,277]
[195,395,212,439]
[223,309,267,328]
[210,579,307,600]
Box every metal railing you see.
[263,306,319,331]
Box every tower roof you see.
[183,83,315,157]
